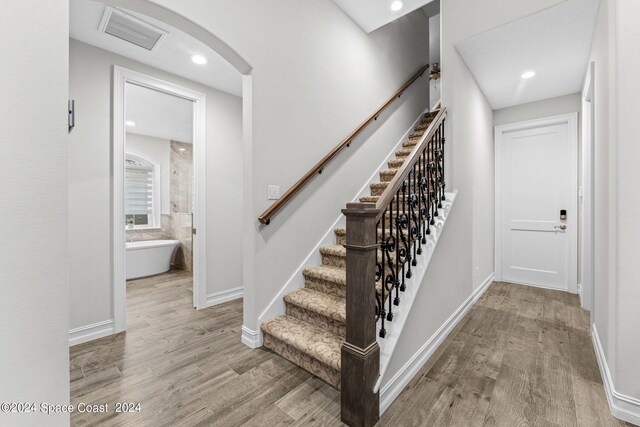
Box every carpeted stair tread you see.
[395,147,414,157]
[380,168,399,182]
[258,108,444,389]
[360,194,413,205]
[303,265,346,287]
[320,243,399,265]
[388,158,405,168]
[284,288,346,323]
[320,244,346,258]
[261,315,342,371]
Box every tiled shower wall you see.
[169,141,193,271]
[125,140,193,271]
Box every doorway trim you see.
[581,62,595,312]
[494,113,579,293]
[113,66,207,333]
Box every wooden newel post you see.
[341,202,380,427]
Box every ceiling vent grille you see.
[99,6,167,51]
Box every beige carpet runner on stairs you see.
[260,111,439,389]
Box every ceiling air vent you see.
[99,6,167,51]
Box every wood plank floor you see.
[70,275,630,426]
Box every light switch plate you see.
[268,185,280,200]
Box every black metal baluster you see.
[386,203,394,320]
[394,191,401,304]
[379,214,386,337]
[398,185,407,292]
[441,118,446,203]
[433,126,440,218]
[437,122,443,209]
[429,133,436,225]
[411,164,418,267]
[403,178,412,279]
[417,151,424,255]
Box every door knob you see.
[554,224,567,230]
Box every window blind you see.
[125,164,153,217]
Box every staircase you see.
[260,110,440,390]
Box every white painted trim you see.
[206,287,243,307]
[69,320,115,347]
[577,283,583,307]
[580,61,595,315]
[113,66,126,333]
[251,106,433,348]
[591,324,640,425]
[241,73,257,338]
[494,113,579,294]
[113,66,208,335]
[241,326,261,349]
[380,272,495,414]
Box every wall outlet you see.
[268,185,280,200]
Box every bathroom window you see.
[125,154,160,229]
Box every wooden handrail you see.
[373,106,447,220]
[258,64,430,225]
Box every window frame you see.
[125,151,162,230]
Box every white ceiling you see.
[126,83,194,143]
[69,0,242,96]
[455,0,599,110]
[332,0,438,33]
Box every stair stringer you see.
[254,107,432,346]
[374,191,458,393]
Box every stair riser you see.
[286,304,345,338]
[380,165,435,182]
[335,232,346,246]
[371,179,432,196]
[304,276,346,299]
[321,253,345,269]
[388,159,404,169]
[263,334,341,389]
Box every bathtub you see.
[125,240,180,280]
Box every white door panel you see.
[498,119,576,291]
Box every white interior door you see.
[497,115,577,292]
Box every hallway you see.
[378,282,629,426]
[69,277,625,426]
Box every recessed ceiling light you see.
[521,71,536,79]
[126,121,136,126]
[191,54,207,65]
[178,148,186,152]
[390,1,403,11]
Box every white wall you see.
[0,1,70,426]
[126,133,171,214]
[612,0,640,401]
[588,0,616,389]
[586,0,640,417]
[494,93,581,126]
[137,0,431,335]
[68,39,243,331]
[383,0,497,386]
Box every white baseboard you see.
[69,319,115,346]
[591,324,640,425]
[577,283,583,306]
[379,272,495,414]
[205,287,243,308]
[241,325,262,349]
